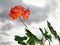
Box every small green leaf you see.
[27,38,35,44]
[29,41,35,45]
[14,35,27,44]
[43,28,48,35]
[47,21,58,39]
[22,42,27,45]
[45,35,52,41]
[39,28,44,35]
[57,36,60,42]
[25,28,42,45]
[25,28,33,38]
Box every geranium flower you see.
[15,5,24,11]
[9,5,30,20]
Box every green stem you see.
[44,39,46,45]
[40,36,45,45]
[48,40,50,45]
[19,17,29,30]
[59,42,60,45]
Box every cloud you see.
[25,0,57,23]
[0,23,13,31]
[0,32,9,36]
[0,35,13,45]
[0,42,12,45]
[0,0,26,9]
[26,5,49,23]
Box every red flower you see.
[24,9,30,15]
[9,13,17,19]
[15,5,24,11]
[9,5,30,20]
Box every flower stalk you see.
[19,17,29,30]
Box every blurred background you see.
[0,0,60,45]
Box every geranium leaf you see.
[25,28,42,45]
[44,28,48,35]
[47,21,58,39]
[57,36,60,42]
[45,35,52,41]
[39,28,44,35]
[14,35,27,44]
[29,41,35,45]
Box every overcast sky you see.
[0,0,60,45]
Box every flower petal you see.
[23,15,29,20]
[15,5,24,11]
[10,8,17,13]
[24,9,30,15]
[9,13,17,20]
[16,12,22,17]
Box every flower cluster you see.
[9,5,30,20]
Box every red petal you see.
[15,12,22,17]
[15,5,24,11]
[9,13,17,20]
[23,15,29,20]
[10,8,17,13]
[24,9,30,15]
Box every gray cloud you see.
[0,0,27,9]
[0,32,9,36]
[0,35,13,45]
[25,0,57,24]
[26,5,49,23]
[0,9,10,22]
[0,23,13,31]
[0,42,12,45]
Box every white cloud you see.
[23,0,49,7]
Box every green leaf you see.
[14,35,27,44]
[45,35,52,41]
[25,28,42,45]
[57,36,60,42]
[22,42,27,45]
[25,28,33,38]
[29,41,35,45]
[39,28,44,35]
[27,38,35,45]
[43,28,48,35]
[41,28,52,41]
[27,38,33,44]
[47,21,58,39]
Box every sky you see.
[0,0,60,45]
